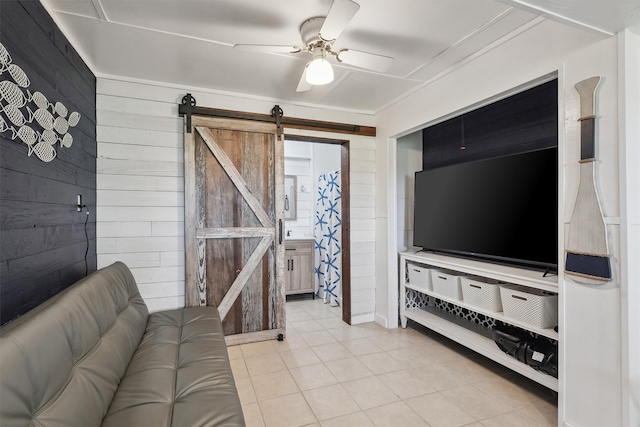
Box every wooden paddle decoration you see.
[565,76,611,284]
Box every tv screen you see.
[413,148,558,271]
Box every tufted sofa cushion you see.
[0,262,148,427]
[102,307,244,427]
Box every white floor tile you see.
[238,297,558,427]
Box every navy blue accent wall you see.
[0,0,97,325]
[423,80,558,169]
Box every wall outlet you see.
[77,194,82,212]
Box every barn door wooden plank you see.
[196,227,273,238]
[195,134,208,306]
[218,236,273,320]
[184,122,207,306]
[201,128,243,333]
[240,132,273,331]
[195,126,273,228]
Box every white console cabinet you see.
[399,251,559,391]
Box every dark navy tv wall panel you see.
[423,80,558,170]
[0,0,97,325]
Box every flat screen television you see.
[413,147,558,272]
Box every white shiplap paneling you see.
[98,206,183,222]
[346,136,376,320]
[98,190,183,207]
[97,221,152,238]
[98,252,160,269]
[97,158,183,177]
[99,142,182,163]
[97,84,187,310]
[98,236,183,254]
[97,174,183,192]
[97,126,182,147]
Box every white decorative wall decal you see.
[12,125,37,146]
[0,41,81,162]
[1,80,28,107]
[30,91,49,110]
[0,43,11,67]
[7,64,30,87]
[68,111,80,127]
[54,101,68,117]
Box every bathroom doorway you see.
[284,135,351,324]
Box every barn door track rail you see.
[179,93,375,138]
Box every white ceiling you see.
[42,0,639,113]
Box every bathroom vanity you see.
[284,239,315,297]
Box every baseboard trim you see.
[351,313,375,325]
[375,313,390,328]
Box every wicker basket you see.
[499,285,558,328]
[407,263,432,292]
[460,276,503,312]
[430,270,463,300]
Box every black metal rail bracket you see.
[180,93,197,133]
[271,105,283,140]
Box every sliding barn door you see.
[184,116,285,344]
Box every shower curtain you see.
[314,170,342,306]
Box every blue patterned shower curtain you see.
[314,170,342,306]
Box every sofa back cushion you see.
[0,262,149,427]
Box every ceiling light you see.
[305,46,334,86]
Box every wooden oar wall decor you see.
[565,76,612,285]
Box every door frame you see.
[285,134,352,325]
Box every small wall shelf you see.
[399,251,558,391]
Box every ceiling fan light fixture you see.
[305,47,334,86]
[306,58,334,85]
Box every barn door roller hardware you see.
[178,94,375,138]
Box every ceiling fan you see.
[234,0,394,92]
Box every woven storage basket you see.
[460,276,503,312]
[407,263,433,292]
[499,284,558,328]
[430,270,463,300]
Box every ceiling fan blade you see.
[336,49,394,72]
[320,0,360,41]
[296,65,312,92]
[234,44,301,53]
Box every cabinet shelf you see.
[404,283,558,340]
[401,251,558,293]
[399,251,559,391]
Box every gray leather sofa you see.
[0,262,245,427]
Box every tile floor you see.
[228,297,558,427]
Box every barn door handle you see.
[279,219,283,244]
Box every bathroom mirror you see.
[284,175,297,221]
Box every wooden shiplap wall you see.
[0,0,97,325]
[345,137,376,321]
[96,81,185,313]
[96,78,377,321]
